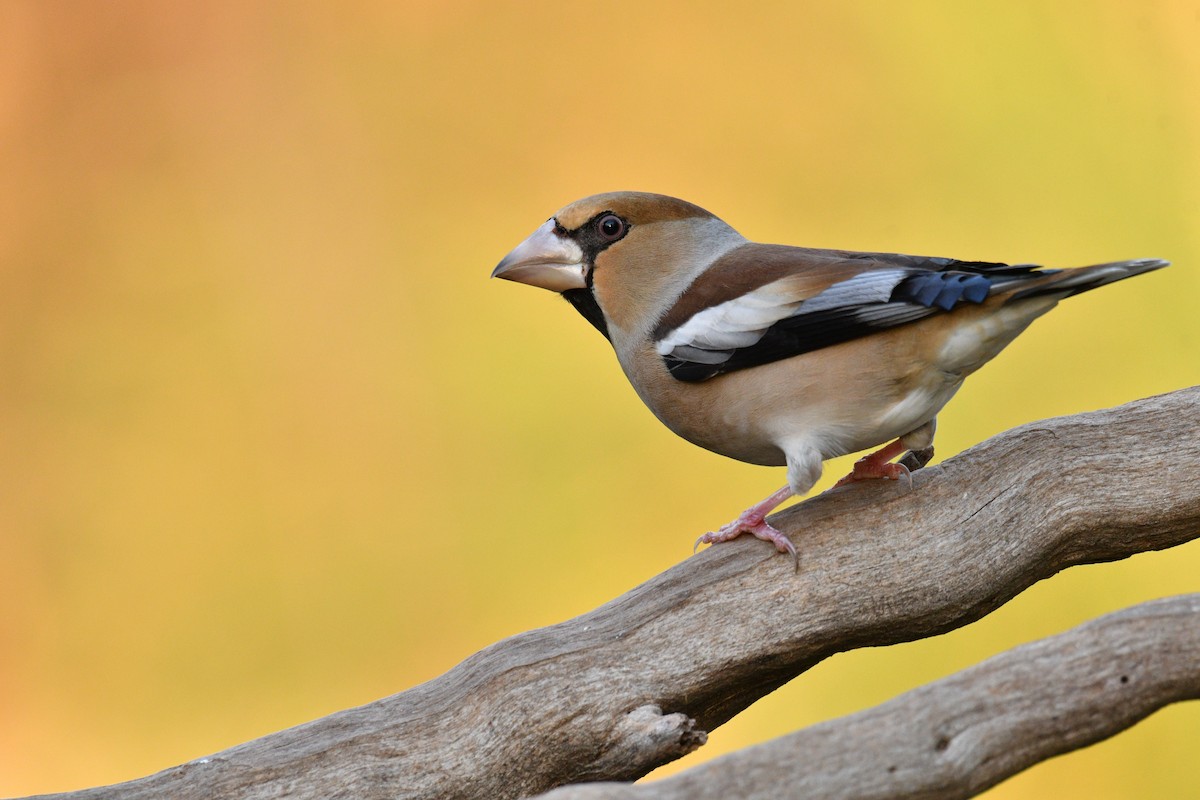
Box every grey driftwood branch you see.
[540,593,1200,800]
[23,386,1200,800]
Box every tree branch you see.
[538,593,1200,799]
[23,387,1200,800]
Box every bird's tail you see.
[1005,258,1169,302]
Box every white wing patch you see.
[655,283,803,362]
[656,268,909,363]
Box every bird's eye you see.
[596,214,626,242]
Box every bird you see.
[491,191,1167,564]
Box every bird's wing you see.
[652,243,1047,382]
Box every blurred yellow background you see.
[1,1,1198,797]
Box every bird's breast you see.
[616,329,964,466]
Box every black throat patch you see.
[561,287,610,341]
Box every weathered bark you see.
[539,594,1200,799]
[22,387,1200,800]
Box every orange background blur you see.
[2,2,1198,797]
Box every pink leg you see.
[694,485,797,566]
[833,439,911,488]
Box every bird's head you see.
[492,191,741,340]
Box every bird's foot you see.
[834,439,913,489]
[695,517,795,555]
[834,458,910,488]
[695,485,798,569]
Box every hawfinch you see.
[492,192,1167,562]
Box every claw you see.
[899,446,935,472]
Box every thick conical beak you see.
[491,219,587,292]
